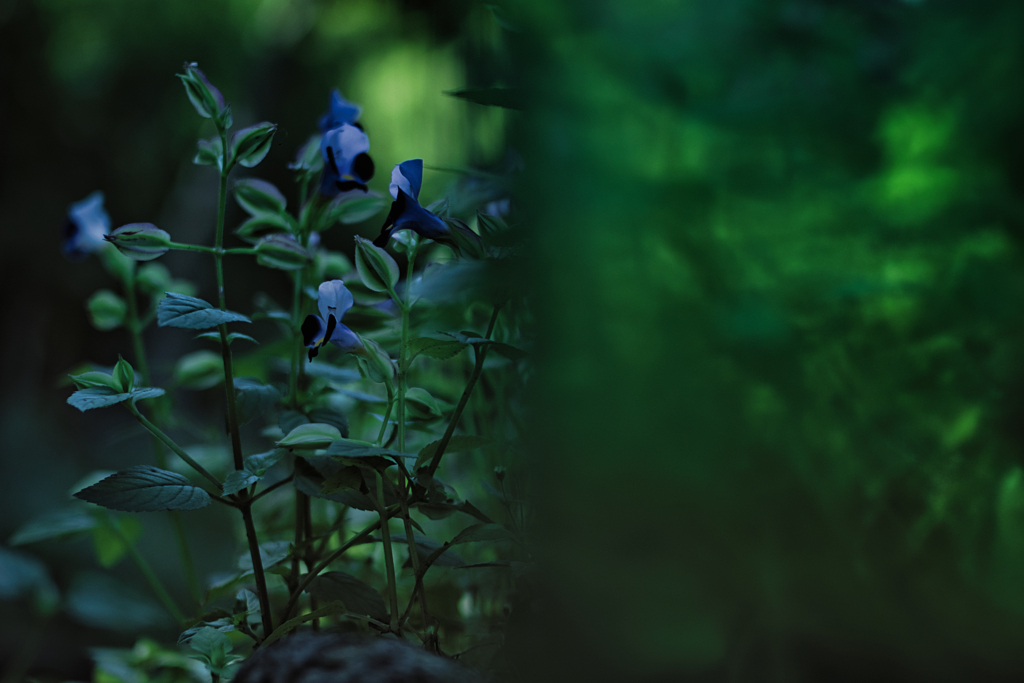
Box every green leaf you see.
[320,194,386,229]
[449,523,515,546]
[9,509,97,545]
[157,292,251,329]
[67,387,131,412]
[238,541,290,576]
[320,466,364,494]
[255,235,313,271]
[136,263,172,294]
[230,122,277,168]
[408,337,466,362]
[353,235,399,293]
[86,289,126,331]
[279,410,310,434]
[92,516,143,567]
[235,212,292,243]
[307,408,350,438]
[130,387,166,404]
[189,626,233,668]
[195,331,259,345]
[415,435,489,470]
[445,86,522,109]
[73,466,212,512]
[305,571,387,620]
[222,470,257,496]
[389,533,465,567]
[405,387,443,421]
[325,438,415,460]
[260,601,349,649]
[223,449,287,495]
[277,423,342,449]
[194,136,223,168]
[69,371,120,391]
[66,572,167,631]
[173,350,223,390]
[178,617,235,645]
[234,378,281,425]
[233,178,286,215]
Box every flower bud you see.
[193,136,224,170]
[254,235,313,271]
[230,122,277,169]
[70,371,121,392]
[113,356,135,393]
[353,235,399,293]
[104,223,172,261]
[86,289,127,331]
[355,337,396,384]
[177,63,231,129]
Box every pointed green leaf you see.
[9,509,98,545]
[277,423,342,449]
[234,378,281,425]
[157,292,250,329]
[305,571,387,620]
[73,466,212,512]
[67,387,131,412]
[408,337,466,362]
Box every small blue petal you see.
[318,89,362,132]
[62,191,111,260]
[317,280,354,322]
[389,160,423,201]
[392,190,449,240]
[328,323,363,353]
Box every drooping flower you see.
[318,89,362,133]
[373,160,450,247]
[319,123,375,196]
[62,191,111,260]
[301,280,363,361]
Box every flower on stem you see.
[62,191,111,260]
[318,89,362,133]
[319,124,374,196]
[301,280,363,361]
[103,223,172,261]
[177,62,232,130]
[373,160,450,248]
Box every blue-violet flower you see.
[318,89,362,133]
[320,123,375,196]
[301,280,363,361]
[373,159,450,247]
[62,191,111,260]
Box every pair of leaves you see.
[74,466,212,512]
[222,449,287,495]
[67,386,164,413]
[157,292,250,329]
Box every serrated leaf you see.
[130,388,165,404]
[189,626,233,667]
[67,387,131,412]
[157,292,251,329]
[73,466,212,512]
[238,541,290,576]
[277,423,341,449]
[415,435,489,470]
[9,509,98,545]
[222,470,257,496]
[325,438,415,460]
[234,378,281,425]
[306,571,387,620]
[223,449,288,495]
[195,331,259,345]
[408,337,466,362]
[449,523,515,546]
[179,617,235,645]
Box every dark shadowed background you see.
[5,0,1024,680]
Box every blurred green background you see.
[6,0,1024,680]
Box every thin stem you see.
[240,503,275,636]
[376,471,401,633]
[399,473,430,633]
[288,268,303,407]
[425,303,504,476]
[250,474,294,503]
[105,512,186,624]
[376,383,395,446]
[126,403,222,490]
[123,271,201,603]
[168,241,217,254]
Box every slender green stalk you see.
[126,403,222,489]
[288,267,303,407]
[105,512,186,624]
[396,242,418,453]
[214,131,274,638]
[167,242,256,256]
[376,383,395,446]
[376,472,401,633]
[399,477,430,632]
[425,303,504,476]
[123,271,201,604]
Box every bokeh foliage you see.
[515,0,1024,681]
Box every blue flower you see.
[62,191,111,260]
[301,280,363,361]
[373,160,450,247]
[319,123,375,196]
[318,89,362,133]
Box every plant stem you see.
[214,133,274,638]
[376,471,401,633]
[376,383,395,446]
[396,243,417,454]
[399,477,430,633]
[250,474,294,503]
[123,272,201,604]
[126,403,222,489]
[288,267,303,407]
[425,303,504,476]
[240,503,274,636]
[105,512,186,624]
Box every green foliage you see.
[73,466,212,512]
[157,292,250,329]
[306,571,388,621]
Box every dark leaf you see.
[73,466,212,512]
[157,292,250,329]
[306,571,387,620]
